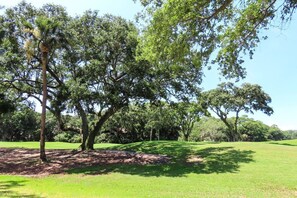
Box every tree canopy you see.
[1,0,295,153]
[201,82,273,141]
[0,93,15,114]
[137,0,297,80]
[0,2,205,151]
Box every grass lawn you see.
[1,140,297,197]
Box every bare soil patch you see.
[186,155,204,164]
[0,148,170,176]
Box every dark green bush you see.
[53,131,81,143]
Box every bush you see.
[0,105,39,141]
[95,132,120,143]
[54,131,81,143]
[95,133,109,143]
[70,134,82,143]
[190,117,227,142]
[283,130,297,140]
[238,119,269,142]
[54,132,72,142]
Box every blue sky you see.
[2,0,296,130]
[202,16,297,130]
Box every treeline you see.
[1,103,296,143]
[1,1,296,161]
[191,117,297,142]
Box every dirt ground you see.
[0,148,170,176]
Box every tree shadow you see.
[0,180,43,198]
[269,142,297,147]
[67,141,255,177]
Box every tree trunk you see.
[220,118,236,142]
[183,133,189,141]
[76,103,88,151]
[40,44,48,162]
[86,106,117,150]
[233,112,239,141]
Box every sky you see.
[1,0,296,130]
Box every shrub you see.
[190,117,227,142]
[70,134,82,143]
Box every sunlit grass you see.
[1,140,297,197]
[269,139,297,146]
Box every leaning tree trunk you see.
[183,133,189,141]
[40,44,49,162]
[86,107,117,150]
[76,102,89,151]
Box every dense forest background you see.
[1,102,296,143]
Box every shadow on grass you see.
[269,142,297,147]
[0,180,42,198]
[67,141,255,177]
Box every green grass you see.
[1,140,297,197]
[269,139,297,146]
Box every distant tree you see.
[103,101,207,143]
[238,117,269,141]
[201,83,273,141]
[0,104,39,141]
[102,105,149,143]
[145,103,165,141]
[268,125,285,141]
[190,117,227,142]
[173,102,207,141]
[145,102,180,141]
[283,130,297,140]
[0,93,15,115]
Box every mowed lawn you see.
[1,140,297,198]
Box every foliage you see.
[1,1,295,149]
[0,2,170,150]
[54,132,82,143]
[201,82,273,141]
[0,2,70,109]
[0,93,15,114]
[190,117,227,142]
[172,102,207,141]
[268,125,285,141]
[50,113,82,143]
[103,101,207,143]
[238,117,270,141]
[0,1,71,160]
[191,116,289,142]
[283,130,297,139]
[0,104,39,141]
[102,103,180,143]
[64,12,168,149]
[137,0,297,80]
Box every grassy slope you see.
[1,140,297,198]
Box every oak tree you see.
[201,82,273,141]
[137,0,297,80]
